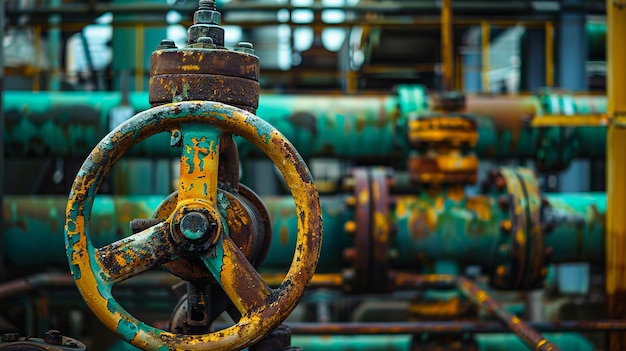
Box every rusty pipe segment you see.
[3,90,607,170]
[4,188,604,279]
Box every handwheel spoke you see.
[201,235,271,316]
[178,124,222,204]
[96,222,178,285]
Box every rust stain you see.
[280,225,289,246]
[465,196,492,221]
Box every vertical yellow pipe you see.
[606,2,626,350]
[481,21,490,94]
[134,23,145,91]
[441,0,453,91]
[545,21,554,87]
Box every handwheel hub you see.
[170,203,222,252]
[180,212,212,241]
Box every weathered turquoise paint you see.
[5,193,606,271]
[391,193,499,267]
[288,334,593,351]
[3,90,609,164]
[543,193,606,264]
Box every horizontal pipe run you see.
[287,320,626,335]
[3,91,608,164]
[3,193,605,268]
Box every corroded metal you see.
[149,45,260,111]
[2,90,609,169]
[342,168,393,293]
[407,114,478,185]
[483,167,545,290]
[65,101,322,351]
[456,276,560,351]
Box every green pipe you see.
[543,193,606,264]
[2,193,605,270]
[3,90,608,166]
[290,334,593,351]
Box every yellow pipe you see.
[134,23,144,91]
[545,21,554,87]
[481,21,490,94]
[606,1,626,350]
[441,0,453,91]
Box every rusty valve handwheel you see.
[64,101,322,350]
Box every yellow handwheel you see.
[65,101,322,350]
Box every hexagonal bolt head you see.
[194,9,221,25]
[188,25,224,46]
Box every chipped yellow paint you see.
[511,315,521,325]
[435,196,444,211]
[475,290,488,303]
[465,196,492,221]
[425,207,438,231]
[395,199,406,217]
[373,212,389,242]
[66,101,322,350]
[515,229,526,245]
[181,64,201,71]
[536,339,548,351]
[446,185,465,202]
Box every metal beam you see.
[606,1,626,350]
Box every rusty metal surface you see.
[150,49,260,81]
[408,152,478,184]
[407,114,478,185]
[342,168,393,293]
[287,320,626,334]
[343,169,371,293]
[456,277,559,351]
[484,168,545,290]
[149,74,260,110]
[370,168,392,291]
[149,46,260,112]
[65,101,322,350]
[408,115,477,147]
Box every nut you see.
[194,10,221,25]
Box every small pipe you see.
[456,276,559,351]
[288,320,626,335]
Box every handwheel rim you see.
[65,101,322,350]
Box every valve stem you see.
[199,0,216,11]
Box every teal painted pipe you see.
[107,334,593,351]
[3,91,608,166]
[543,193,606,264]
[2,193,605,270]
[289,334,593,351]
[291,335,410,351]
